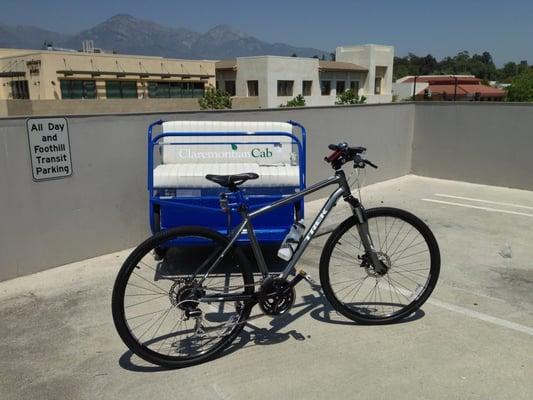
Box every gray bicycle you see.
[112,143,440,368]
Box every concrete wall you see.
[412,102,533,190]
[3,102,533,281]
[0,103,414,281]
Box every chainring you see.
[258,277,295,316]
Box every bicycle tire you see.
[112,226,254,368]
[320,207,440,324]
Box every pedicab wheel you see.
[112,226,255,368]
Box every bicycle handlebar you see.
[324,142,378,170]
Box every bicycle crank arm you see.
[282,270,318,291]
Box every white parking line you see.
[421,198,533,218]
[428,298,533,337]
[435,193,533,210]
[389,284,533,337]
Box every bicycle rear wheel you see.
[112,226,254,368]
[320,207,440,324]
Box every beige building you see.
[0,48,215,101]
[215,44,394,108]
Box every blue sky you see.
[2,0,533,64]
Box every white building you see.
[216,44,394,108]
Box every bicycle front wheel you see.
[320,207,440,324]
[112,226,254,368]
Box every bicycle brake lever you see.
[364,159,378,169]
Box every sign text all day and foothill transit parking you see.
[26,117,73,181]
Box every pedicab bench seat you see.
[148,120,306,244]
[153,163,300,188]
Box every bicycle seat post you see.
[234,189,247,210]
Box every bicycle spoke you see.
[327,213,434,320]
[116,230,253,364]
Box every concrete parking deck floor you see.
[1,175,532,400]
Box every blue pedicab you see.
[147,120,307,250]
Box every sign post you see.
[26,117,73,181]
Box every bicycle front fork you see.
[345,196,387,275]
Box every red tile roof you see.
[458,84,505,96]
[421,83,505,98]
[402,75,479,83]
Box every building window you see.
[277,80,294,96]
[247,80,259,96]
[60,80,96,99]
[302,80,312,96]
[148,82,205,98]
[225,80,236,96]
[374,77,382,95]
[336,81,346,94]
[350,81,360,93]
[106,80,138,99]
[320,80,331,95]
[11,80,30,99]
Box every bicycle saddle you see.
[205,172,259,191]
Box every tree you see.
[506,71,533,102]
[291,53,297,57]
[198,86,232,110]
[499,62,518,82]
[393,53,438,79]
[517,60,529,75]
[393,50,513,82]
[281,94,306,107]
[330,52,336,61]
[335,89,366,105]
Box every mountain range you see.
[0,14,329,60]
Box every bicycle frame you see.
[197,168,382,298]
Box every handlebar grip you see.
[325,150,342,163]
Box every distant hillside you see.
[0,24,70,49]
[0,14,328,59]
[62,14,200,58]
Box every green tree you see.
[506,71,533,102]
[335,89,366,105]
[198,86,232,110]
[517,60,529,75]
[394,50,530,83]
[281,94,306,107]
[499,62,518,82]
[393,53,437,79]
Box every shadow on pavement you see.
[118,246,425,372]
[118,283,424,373]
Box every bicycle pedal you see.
[298,270,316,285]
